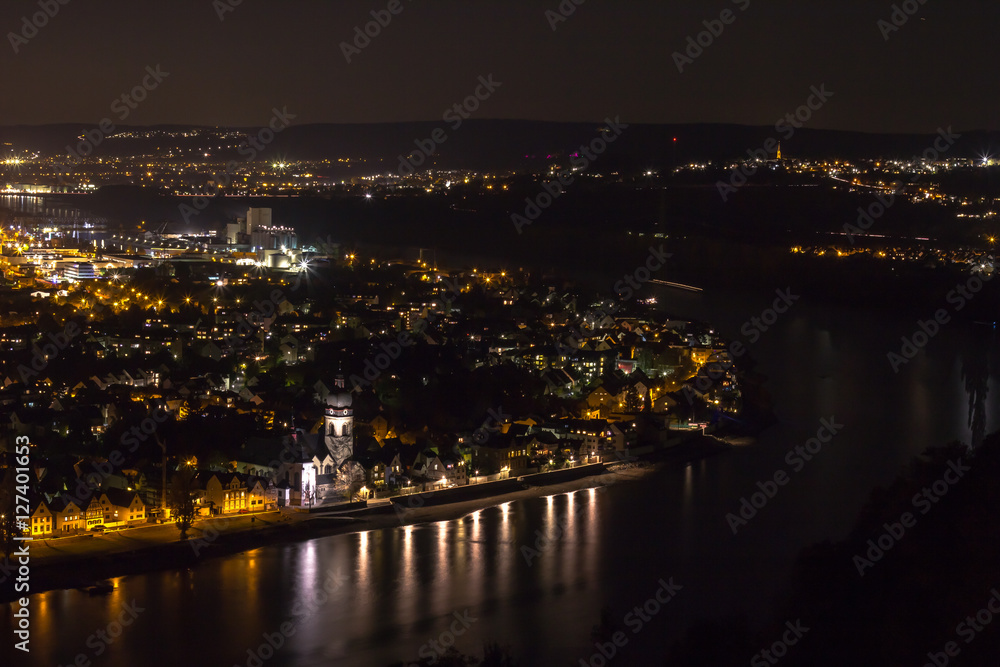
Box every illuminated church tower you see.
[776,142,782,160]
[323,375,354,466]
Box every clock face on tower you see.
[324,378,354,466]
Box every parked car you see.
[91,525,106,533]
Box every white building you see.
[64,262,97,281]
[246,207,272,234]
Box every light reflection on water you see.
[5,290,999,666]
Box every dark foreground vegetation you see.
[666,431,1000,666]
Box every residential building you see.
[98,489,147,526]
[29,499,54,537]
[50,497,86,533]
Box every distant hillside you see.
[3,121,999,171]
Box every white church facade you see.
[273,375,360,508]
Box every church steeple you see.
[324,372,354,466]
[776,142,782,160]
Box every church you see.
[310,375,366,505]
[270,374,365,508]
[320,375,354,470]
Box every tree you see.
[302,480,314,508]
[331,471,353,502]
[0,482,21,560]
[623,386,643,413]
[480,642,518,667]
[168,468,198,540]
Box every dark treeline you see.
[666,431,1000,666]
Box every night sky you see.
[1,0,997,132]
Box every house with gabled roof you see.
[438,451,468,486]
[197,341,222,361]
[384,439,421,476]
[609,421,640,452]
[247,477,277,512]
[81,496,105,530]
[98,488,147,526]
[375,446,404,487]
[28,498,54,537]
[526,430,560,459]
[470,431,529,477]
[203,472,249,514]
[49,496,86,533]
[652,392,678,413]
[368,414,390,442]
[412,449,450,487]
[585,385,618,415]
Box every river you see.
[3,283,998,666]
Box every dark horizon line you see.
[1,119,997,139]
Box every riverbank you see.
[3,436,730,603]
[2,471,632,603]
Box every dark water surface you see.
[3,285,998,666]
